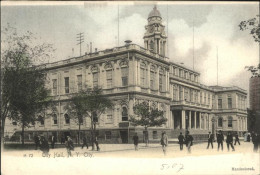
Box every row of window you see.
[18,107,129,126]
[172,66,198,83]
[172,84,211,105]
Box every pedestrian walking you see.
[178,132,185,151]
[51,135,56,149]
[40,136,49,157]
[184,131,193,154]
[92,136,100,151]
[65,136,74,157]
[206,132,214,149]
[216,130,224,151]
[234,133,240,145]
[252,132,259,152]
[81,135,89,149]
[34,134,40,150]
[247,133,251,142]
[133,133,139,151]
[226,132,235,151]
[160,131,168,156]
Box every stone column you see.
[172,111,175,129]
[199,112,202,129]
[182,110,186,130]
[195,112,197,130]
[189,111,191,130]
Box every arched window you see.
[38,115,44,126]
[64,114,70,124]
[53,114,57,125]
[122,107,128,121]
[228,116,233,128]
[140,62,147,87]
[149,40,154,51]
[218,117,223,127]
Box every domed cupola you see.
[148,5,162,19]
[143,5,167,57]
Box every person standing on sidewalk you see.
[160,131,168,156]
[217,130,224,151]
[185,131,193,154]
[51,135,56,149]
[82,135,89,149]
[34,134,40,150]
[133,133,139,151]
[252,132,259,152]
[234,132,240,146]
[226,132,235,151]
[40,136,49,157]
[178,132,184,151]
[65,136,74,157]
[206,132,214,149]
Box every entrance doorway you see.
[120,131,128,143]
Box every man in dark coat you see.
[206,132,214,149]
[217,130,224,151]
[252,132,258,152]
[178,132,185,151]
[184,131,193,154]
[226,132,235,151]
[81,135,89,149]
[133,133,139,151]
[34,135,40,150]
[234,133,240,145]
[40,136,49,157]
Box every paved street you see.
[2,141,259,175]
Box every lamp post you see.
[211,117,216,140]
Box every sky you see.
[1,1,259,101]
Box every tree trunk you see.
[1,118,6,151]
[78,122,81,145]
[91,119,94,151]
[145,126,149,147]
[21,122,25,146]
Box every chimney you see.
[124,40,132,46]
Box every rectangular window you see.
[190,90,193,102]
[106,109,113,123]
[52,79,57,95]
[218,99,222,109]
[150,71,154,90]
[208,93,210,105]
[204,92,207,104]
[228,97,232,109]
[159,74,163,92]
[179,69,182,77]
[141,68,146,87]
[64,77,69,94]
[106,70,112,88]
[179,86,183,100]
[105,131,111,140]
[200,92,202,104]
[121,67,128,86]
[93,73,98,88]
[173,85,177,100]
[184,88,188,101]
[153,131,158,139]
[77,75,82,92]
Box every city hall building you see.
[7,6,248,143]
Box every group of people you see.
[132,130,260,156]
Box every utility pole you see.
[77,33,84,56]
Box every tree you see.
[65,87,113,150]
[129,102,167,146]
[1,24,55,146]
[239,15,260,76]
[64,90,87,145]
[247,108,256,132]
